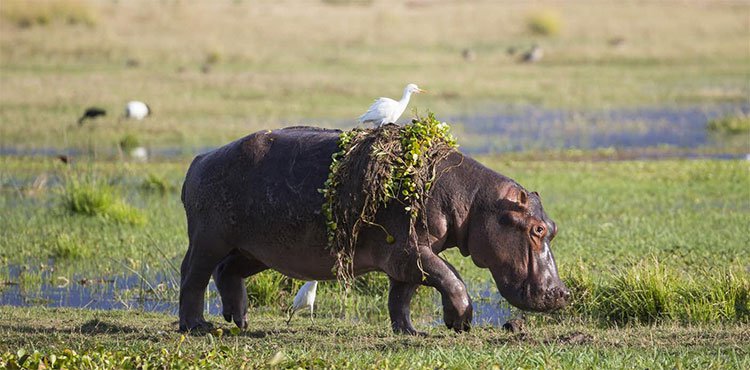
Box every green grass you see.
[0,307,748,369]
[60,175,146,225]
[707,112,750,134]
[1,156,749,367]
[564,261,750,325]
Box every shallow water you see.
[451,104,749,154]
[0,264,221,316]
[1,263,515,327]
[1,104,747,159]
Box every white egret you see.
[286,281,318,325]
[521,44,544,63]
[124,101,151,120]
[358,83,425,127]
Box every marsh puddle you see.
[451,104,749,154]
[0,263,222,316]
[1,263,517,327]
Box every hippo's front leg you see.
[388,279,420,334]
[386,252,473,333]
[426,257,473,332]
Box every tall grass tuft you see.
[0,0,97,28]
[141,173,176,195]
[564,259,750,325]
[246,271,289,308]
[526,9,562,37]
[48,232,89,259]
[60,177,146,225]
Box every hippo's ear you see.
[501,185,528,208]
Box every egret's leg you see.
[309,304,314,325]
[286,308,296,326]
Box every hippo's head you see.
[467,184,569,312]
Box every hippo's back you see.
[182,127,342,242]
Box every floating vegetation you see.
[320,112,457,288]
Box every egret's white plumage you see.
[124,101,151,120]
[286,281,318,325]
[358,83,425,127]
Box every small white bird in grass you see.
[358,83,426,127]
[124,101,151,120]
[286,281,318,325]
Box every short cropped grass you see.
[0,306,748,369]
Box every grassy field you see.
[1,307,748,369]
[1,157,748,368]
[1,0,749,368]
[1,0,748,149]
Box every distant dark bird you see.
[461,48,476,62]
[521,44,544,63]
[608,37,626,48]
[124,101,151,120]
[77,107,107,125]
[56,155,69,164]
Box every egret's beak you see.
[417,88,427,94]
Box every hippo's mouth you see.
[500,284,570,312]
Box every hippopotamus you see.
[179,126,569,333]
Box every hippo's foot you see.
[444,301,473,333]
[179,317,214,333]
[222,307,248,330]
[391,320,425,336]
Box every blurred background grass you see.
[1,0,748,150]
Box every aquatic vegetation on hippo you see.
[321,113,457,286]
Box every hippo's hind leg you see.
[213,250,267,330]
[179,234,232,332]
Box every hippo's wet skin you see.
[179,127,569,333]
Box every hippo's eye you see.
[533,226,545,236]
